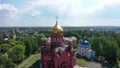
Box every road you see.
[74,65,87,68]
[87,61,102,68]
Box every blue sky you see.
[0,0,120,27]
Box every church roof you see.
[80,40,90,46]
[52,21,63,33]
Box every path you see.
[16,53,102,68]
[74,65,87,68]
[87,61,102,68]
[16,53,40,68]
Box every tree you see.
[117,48,120,62]
[103,39,118,63]
[38,33,46,46]
[89,37,104,56]
[8,44,25,63]
[115,34,120,47]
[30,36,39,53]
[0,55,15,68]
[89,37,119,63]
[23,37,33,56]
[0,36,4,44]
[0,44,9,53]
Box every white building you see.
[78,40,95,59]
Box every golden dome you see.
[52,21,63,33]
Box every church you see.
[41,20,76,68]
[78,39,95,60]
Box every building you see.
[47,36,77,46]
[78,39,95,60]
[41,20,76,68]
[64,36,77,46]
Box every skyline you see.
[0,0,120,27]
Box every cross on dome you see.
[52,17,63,33]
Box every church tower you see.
[41,17,76,68]
[51,18,64,49]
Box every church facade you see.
[78,40,95,60]
[41,20,76,68]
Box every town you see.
[0,23,120,68]
[0,0,120,68]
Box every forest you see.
[0,27,120,68]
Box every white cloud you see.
[0,3,18,18]
[0,3,19,27]
[1,0,120,26]
[31,9,41,16]
[0,3,17,14]
[25,0,120,17]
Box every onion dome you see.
[80,40,90,45]
[52,21,63,33]
[80,40,91,48]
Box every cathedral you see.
[41,20,76,68]
[78,39,95,60]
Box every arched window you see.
[57,38,59,42]
[54,38,56,42]
[59,38,61,42]
[48,61,54,68]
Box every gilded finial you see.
[56,16,58,24]
[52,16,63,33]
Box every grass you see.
[16,53,89,68]
[74,47,78,52]
[74,47,90,67]
[76,58,88,67]
[16,47,89,68]
[16,53,40,68]
[29,60,40,68]
[119,61,120,67]
[76,53,90,67]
